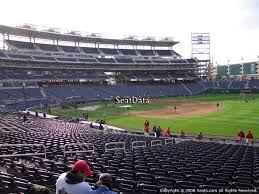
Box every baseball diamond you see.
[1,11,259,193]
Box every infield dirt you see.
[125,99,220,119]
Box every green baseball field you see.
[43,93,259,138]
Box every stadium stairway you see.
[228,80,232,89]
[197,81,207,90]
[181,83,192,95]
[40,87,47,98]
[42,87,63,104]
[246,80,249,88]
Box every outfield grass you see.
[43,94,259,138]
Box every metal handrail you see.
[105,142,125,152]
[132,141,146,149]
[165,138,174,145]
[0,143,47,159]
[151,140,162,147]
[63,143,95,157]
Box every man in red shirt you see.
[144,126,149,136]
[245,130,253,144]
[164,127,171,137]
[237,129,245,144]
[144,120,149,128]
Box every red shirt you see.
[164,128,171,137]
[238,131,245,138]
[246,131,253,139]
[144,127,149,133]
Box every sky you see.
[0,0,258,65]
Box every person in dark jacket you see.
[99,123,104,130]
[197,132,203,140]
[152,125,157,137]
[156,126,162,138]
[92,173,118,194]
[23,114,27,122]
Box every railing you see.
[151,140,163,147]
[165,138,175,145]
[132,141,146,149]
[63,143,94,157]
[0,144,47,158]
[105,142,125,152]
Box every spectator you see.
[92,173,118,194]
[85,113,88,120]
[99,123,104,130]
[48,107,51,114]
[144,126,149,137]
[173,105,176,112]
[152,125,156,136]
[237,129,245,144]
[197,132,203,140]
[56,160,93,194]
[35,111,39,117]
[144,120,149,128]
[23,115,27,123]
[27,111,30,116]
[164,127,171,137]
[103,124,109,134]
[90,122,94,129]
[156,126,162,138]
[245,130,253,144]
[43,113,46,118]
[179,129,185,138]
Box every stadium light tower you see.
[191,33,211,79]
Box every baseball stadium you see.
[0,14,259,193]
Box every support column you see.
[2,33,5,50]
[256,57,259,77]
[240,59,244,78]
[227,60,230,78]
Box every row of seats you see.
[43,83,193,101]
[6,39,180,57]
[1,113,259,193]
[0,51,196,65]
[0,73,195,81]
[0,74,108,81]
[0,87,43,100]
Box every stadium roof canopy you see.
[0,25,179,47]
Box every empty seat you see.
[137,183,161,194]
[155,176,176,188]
[136,173,156,185]
[176,181,200,189]
[116,178,137,194]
